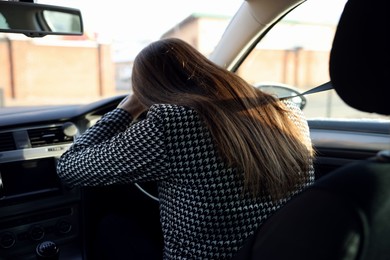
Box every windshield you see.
[0,0,241,108]
[0,0,387,121]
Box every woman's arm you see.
[56,107,168,188]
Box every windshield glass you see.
[0,0,388,121]
[0,0,241,108]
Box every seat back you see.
[233,156,390,260]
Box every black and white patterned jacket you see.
[56,102,315,259]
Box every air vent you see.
[0,132,16,152]
[28,126,73,148]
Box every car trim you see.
[0,144,71,163]
[311,129,390,152]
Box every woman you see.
[57,37,315,259]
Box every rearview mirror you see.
[256,83,307,110]
[0,1,83,37]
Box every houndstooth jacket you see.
[56,101,315,259]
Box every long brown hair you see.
[131,38,314,200]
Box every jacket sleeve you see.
[56,107,169,188]
[282,100,312,149]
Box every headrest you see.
[329,0,389,115]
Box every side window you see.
[0,14,9,29]
[237,0,382,119]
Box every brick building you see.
[0,34,115,106]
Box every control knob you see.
[36,240,60,260]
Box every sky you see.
[41,0,244,60]
[39,0,243,42]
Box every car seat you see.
[232,0,390,259]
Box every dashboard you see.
[0,126,81,259]
[0,95,125,259]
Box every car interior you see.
[0,0,389,259]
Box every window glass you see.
[237,0,386,119]
[0,14,9,29]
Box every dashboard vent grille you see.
[0,132,16,152]
[28,126,73,148]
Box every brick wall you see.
[237,48,331,90]
[0,37,115,106]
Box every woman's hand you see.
[117,94,147,119]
